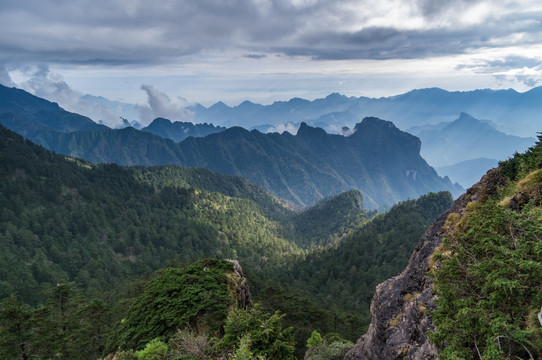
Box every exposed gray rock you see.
[344,168,507,360]
[226,259,253,309]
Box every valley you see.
[0,85,541,359]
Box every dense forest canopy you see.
[0,124,456,358]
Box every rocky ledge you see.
[345,168,507,360]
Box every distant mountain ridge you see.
[47,117,462,209]
[173,118,462,208]
[0,84,107,138]
[141,117,225,142]
[408,112,535,188]
[0,85,461,209]
[410,112,535,167]
[188,87,542,137]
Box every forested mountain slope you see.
[0,125,302,306]
[0,124,463,359]
[279,192,453,329]
[346,136,542,359]
[174,119,461,209]
[0,124,375,306]
[0,85,462,209]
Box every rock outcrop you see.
[226,259,253,309]
[345,168,508,360]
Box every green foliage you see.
[0,296,34,360]
[135,338,168,360]
[133,166,293,223]
[0,283,112,360]
[305,340,354,360]
[255,286,339,358]
[307,330,323,348]
[229,335,265,360]
[432,135,542,359]
[0,125,305,308]
[499,134,542,181]
[216,304,295,359]
[292,190,369,247]
[112,259,236,351]
[280,191,453,333]
[431,201,542,359]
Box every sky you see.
[1,0,542,126]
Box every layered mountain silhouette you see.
[0,84,107,137]
[141,117,225,142]
[408,112,535,188]
[410,112,534,167]
[188,87,542,137]
[175,119,462,208]
[0,85,461,209]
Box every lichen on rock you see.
[344,168,507,360]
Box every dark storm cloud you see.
[1,0,541,63]
[280,25,494,60]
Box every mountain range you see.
[141,117,225,143]
[2,81,541,358]
[407,112,535,187]
[0,84,462,209]
[409,112,535,167]
[0,122,456,358]
[79,87,539,190]
[77,87,542,139]
[182,87,542,137]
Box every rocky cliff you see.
[226,259,254,310]
[345,168,508,359]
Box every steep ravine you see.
[344,168,507,359]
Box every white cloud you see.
[0,64,15,87]
[266,122,299,135]
[136,84,193,125]
[1,1,541,105]
[12,64,122,127]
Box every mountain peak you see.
[149,117,173,126]
[209,101,230,111]
[451,112,494,132]
[324,92,346,101]
[457,112,476,122]
[236,100,258,108]
[296,122,327,137]
[354,116,396,131]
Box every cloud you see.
[136,85,193,125]
[14,64,122,126]
[244,54,267,59]
[1,1,541,64]
[514,75,542,87]
[457,55,542,87]
[266,122,299,135]
[457,56,542,74]
[0,63,15,87]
